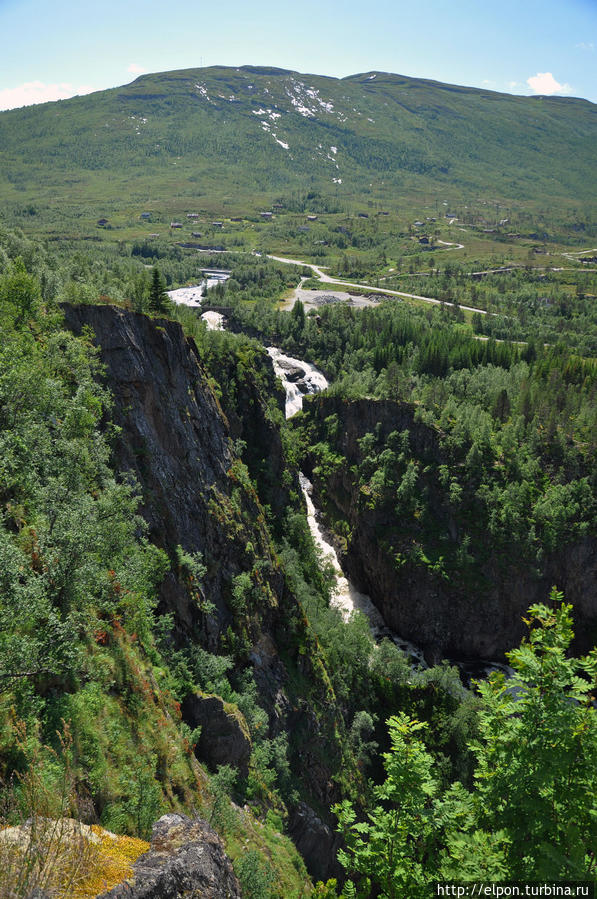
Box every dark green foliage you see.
[148,266,169,314]
[235,849,276,899]
[336,593,597,895]
[0,264,168,699]
[0,257,213,842]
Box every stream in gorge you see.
[167,289,513,680]
[266,347,428,669]
[266,347,515,684]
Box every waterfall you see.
[267,347,428,668]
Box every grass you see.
[0,64,595,243]
[0,818,149,899]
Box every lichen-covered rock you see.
[182,693,251,778]
[0,817,149,898]
[98,814,241,899]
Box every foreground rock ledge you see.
[99,813,241,899]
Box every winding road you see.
[268,254,489,315]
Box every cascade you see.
[267,347,428,667]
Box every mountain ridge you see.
[1,64,595,229]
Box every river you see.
[266,346,428,668]
[266,347,519,682]
[168,271,231,330]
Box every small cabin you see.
[97,218,108,226]
[211,221,224,228]
[170,222,183,229]
[187,213,199,219]
[260,212,273,219]
[140,212,151,220]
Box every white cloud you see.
[0,80,95,111]
[526,72,572,95]
[576,42,594,51]
[127,63,147,75]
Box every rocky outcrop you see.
[303,395,597,663]
[182,693,251,778]
[288,802,343,883]
[99,814,241,899]
[0,817,150,898]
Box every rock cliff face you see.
[64,304,282,647]
[210,345,300,523]
[63,305,346,880]
[182,693,252,779]
[303,395,597,663]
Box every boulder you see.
[276,360,306,382]
[99,814,241,899]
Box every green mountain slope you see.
[0,65,595,224]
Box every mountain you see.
[1,65,596,226]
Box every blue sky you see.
[0,0,595,109]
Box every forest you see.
[0,204,596,899]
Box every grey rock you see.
[276,359,306,382]
[182,693,251,778]
[98,814,241,899]
[62,304,281,647]
[288,802,342,882]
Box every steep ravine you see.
[301,394,597,663]
[267,348,428,666]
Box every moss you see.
[72,829,150,898]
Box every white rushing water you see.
[266,347,329,417]
[201,311,225,331]
[168,285,204,307]
[299,472,427,666]
[168,271,231,308]
[268,346,428,667]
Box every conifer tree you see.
[148,267,169,315]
